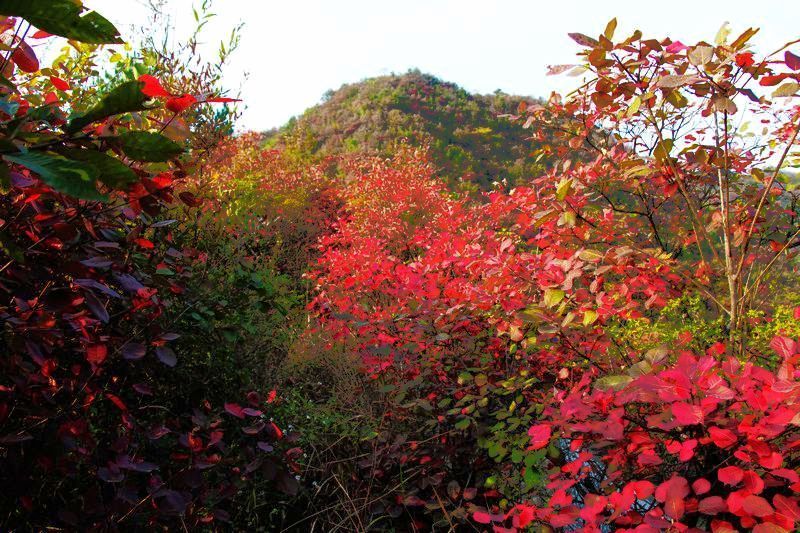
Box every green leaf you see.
[0,0,122,44]
[67,81,151,133]
[523,464,540,489]
[60,149,137,189]
[118,131,183,162]
[4,151,105,201]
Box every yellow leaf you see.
[715,22,731,45]
[543,289,565,308]
[583,309,598,326]
[604,18,617,40]
[773,82,799,98]
[627,95,641,117]
[579,249,604,262]
[555,178,573,201]
[654,139,674,162]
[558,210,576,227]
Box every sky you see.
[85,0,799,132]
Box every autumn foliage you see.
[2,4,800,532]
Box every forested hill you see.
[265,70,545,190]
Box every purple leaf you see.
[81,256,114,268]
[98,466,124,483]
[74,278,122,299]
[114,273,145,293]
[133,383,153,396]
[83,291,109,323]
[155,346,176,367]
[122,342,146,361]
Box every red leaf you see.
[473,510,492,524]
[718,465,743,486]
[709,426,738,448]
[786,51,800,71]
[166,94,197,113]
[665,494,685,519]
[774,494,800,521]
[105,393,127,411]
[711,520,737,533]
[735,52,755,68]
[179,191,203,207]
[11,41,39,73]
[760,73,789,86]
[692,478,711,495]
[743,470,765,494]
[742,494,773,517]
[672,402,703,425]
[31,30,53,39]
[138,74,170,98]
[134,238,155,249]
[770,336,798,359]
[86,344,107,365]
[205,96,241,104]
[527,424,551,450]
[699,496,727,515]
[224,403,245,419]
[49,76,69,91]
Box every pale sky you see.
[85,0,799,132]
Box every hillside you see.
[266,70,545,190]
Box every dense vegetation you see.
[266,71,547,191]
[1,4,800,532]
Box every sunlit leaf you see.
[118,131,183,162]
[4,151,105,201]
[0,0,122,44]
[67,81,151,133]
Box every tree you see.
[520,21,800,355]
